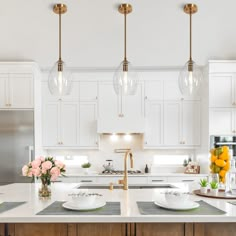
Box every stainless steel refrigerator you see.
[0,111,34,185]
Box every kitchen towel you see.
[0,202,26,214]
[137,200,226,215]
[37,201,120,215]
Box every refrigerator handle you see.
[27,146,34,162]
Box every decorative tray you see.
[193,189,236,199]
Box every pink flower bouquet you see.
[22,156,66,185]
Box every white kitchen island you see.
[0,183,236,236]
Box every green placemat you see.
[137,200,226,215]
[0,202,26,213]
[37,201,120,215]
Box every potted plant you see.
[210,181,219,195]
[81,162,91,174]
[199,179,208,194]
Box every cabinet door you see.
[182,101,201,146]
[61,102,79,146]
[144,101,163,147]
[74,223,126,236]
[144,80,163,100]
[0,74,8,108]
[9,223,67,236]
[43,103,60,146]
[136,223,185,236]
[79,81,98,101]
[209,74,234,107]
[79,102,98,147]
[8,73,33,108]
[209,108,233,135]
[122,83,144,119]
[163,102,181,145]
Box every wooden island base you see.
[1,223,235,236]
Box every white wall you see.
[1,0,236,68]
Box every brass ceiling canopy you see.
[183,4,198,15]
[53,4,67,14]
[118,4,132,15]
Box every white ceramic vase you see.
[210,188,218,195]
[83,168,89,175]
[200,186,208,194]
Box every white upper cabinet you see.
[79,102,98,147]
[0,73,33,109]
[60,102,78,146]
[163,102,181,146]
[209,108,234,135]
[182,101,201,146]
[144,80,163,100]
[79,81,98,101]
[144,101,163,147]
[43,102,60,146]
[209,74,234,107]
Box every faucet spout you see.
[118,149,134,190]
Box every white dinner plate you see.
[62,200,106,211]
[154,200,199,211]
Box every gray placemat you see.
[0,202,26,213]
[37,201,120,215]
[137,200,226,215]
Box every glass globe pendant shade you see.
[113,60,139,96]
[178,60,202,96]
[48,60,72,97]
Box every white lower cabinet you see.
[148,177,168,184]
[167,176,202,183]
[77,177,97,184]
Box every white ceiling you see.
[1,0,236,68]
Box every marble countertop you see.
[0,183,235,223]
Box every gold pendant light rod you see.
[119,4,132,72]
[184,3,198,72]
[53,4,67,71]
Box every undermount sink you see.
[76,184,176,189]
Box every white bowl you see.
[164,190,189,206]
[69,190,102,207]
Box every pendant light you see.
[113,3,139,96]
[179,4,202,96]
[48,4,72,97]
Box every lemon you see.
[211,155,217,163]
[223,161,230,171]
[215,159,226,168]
[219,169,226,177]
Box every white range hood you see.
[97,116,145,134]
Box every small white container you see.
[200,186,208,194]
[210,188,218,195]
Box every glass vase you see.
[38,179,51,198]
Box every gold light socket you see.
[123,60,128,72]
[188,60,193,72]
[184,4,198,14]
[53,4,67,14]
[58,60,63,72]
[119,4,132,14]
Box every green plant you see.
[81,162,91,168]
[199,179,208,187]
[210,181,218,189]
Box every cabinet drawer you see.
[148,177,167,184]
[128,177,148,184]
[77,177,97,183]
[167,176,200,183]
